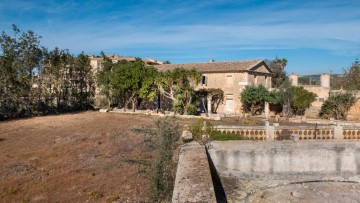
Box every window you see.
[202,75,207,86]
[226,75,233,86]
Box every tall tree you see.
[96,53,114,108]
[277,79,295,118]
[73,52,95,109]
[343,58,360,90]
[0,24,44,118]
[157,68,201,115]
[110,58,158,111]
[269,57,288,88]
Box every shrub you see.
[186,103,198,115]
[210,131,244,141]
[319,92,358,120]
[132,117,180,202]
[188,118,245,142]
[240,85,279,115]
[291,86,317,115]
[188,118,213,142]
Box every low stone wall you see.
[172,142,216,203]
[208,141,360,179]
[214,123,360,140]
[108,109,222,120]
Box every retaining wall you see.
[208,141,360,179]
[172,142,216,203]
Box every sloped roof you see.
[155,60,271,73]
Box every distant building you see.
[289,73,331,117]
[88,55,163,98]
[88,54,163,73]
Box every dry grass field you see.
[0,111,192,202]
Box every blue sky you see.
[1,0,360,74]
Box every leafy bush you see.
[291,86,317,115]
[188,118,213,141]
[188,118,245,141]
[240,85,279,115]
[277,80,317,117]
[186,103,198,115]
[319,92,358,120]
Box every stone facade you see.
[156,60,272,115]
[89,55,163,106]
[289,73,331,117]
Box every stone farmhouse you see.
[90,55,348,118]
[155,60,273,115]
[89,56,273,115]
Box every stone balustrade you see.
[213,123,360,141]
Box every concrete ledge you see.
[208,140,360,179]
[109,110,222,120]
[172,142,216,203]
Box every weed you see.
[134,117,180,202]
[21,198,30,203]
[188,118,213,141]
[123,159,150,166]
[243,117,263,125]
[181,136,193,143]
[210,131,244,141]
[106,195,120,202]
[4,186,18,195]
[87,191,104,199]
[189,118,245,141]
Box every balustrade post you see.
[334,122,343,140]
[265,121,274,141]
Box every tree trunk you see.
[132,98,136,112]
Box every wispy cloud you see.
[1,0,360,73]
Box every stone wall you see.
[200,65,271,115]
[172,142,217,203]
[208,141,360,179]
[348,99,360,121]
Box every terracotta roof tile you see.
[155,60,265,73]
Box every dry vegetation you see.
[0,111,312,202]
[0,112,192,202]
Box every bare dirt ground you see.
[0,111,337,202]
[221,176,360,203]
[0,111,193,203]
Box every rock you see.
[181,130,193,143]
[290,134,299,142]
[301,116,306,123]
[347,176,360,183]
[99,109,109,113]
[275,115,280,122]
[290,191,303,198]
[319,191,330,197]
[212,116,221,121]
[201,134,209,142]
